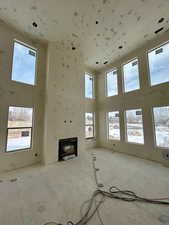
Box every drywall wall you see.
[0,21,46,172]
[43,41,86,164]
[97,32,169,167]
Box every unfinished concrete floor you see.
[0,148,169,225]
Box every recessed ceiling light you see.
[158,17,165,23]
[32,22,38,28]
[154,27,164,34]
[104,61,108,64]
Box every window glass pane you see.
[123,59,140,92]
[85,112,94,125]
[12,41,37,85]
[85,74,93,98]
[126,109,144,144]
[8,107,33,128]
[106,70,118,96]
[153,106,169,148]
[85,126,94,138]
[148,43,169,86]
[108,111,120,140]
[6,128,32,151]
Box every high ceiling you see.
[0,0,169,70]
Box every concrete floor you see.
[0,148,169,225]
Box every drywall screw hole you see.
[32,22,38,27]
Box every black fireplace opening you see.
[59,137,78,161]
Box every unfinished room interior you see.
[1,0,169,224]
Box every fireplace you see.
[58,137,78,161]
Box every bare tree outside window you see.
[85,112,94,138]
[108,111,120,140]
[125,109,144,144]
[6,106,33,152]
[153,106,169,148]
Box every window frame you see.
[147,41,169,88]
[105,68,118,97]
[107,111,121,141]
[124,108,145,145]
[5,105,34,153]
[152,105,169,150]
[122,57,141,93]
[10,39,38,86]
[85,73,94,99]
[85,112,95,139]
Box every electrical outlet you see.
[162,151,169,160]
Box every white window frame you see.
[122,57,141,93]
[105,68,118,97]
[107,111,121,141]
[85,112,95,139]
[152,105,169,149]
[5,105,34,152]
[147,41,169,87]
[11,39,38,86]
[125,108,145,145]
[85,73,94,99]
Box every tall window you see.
[153,106,169,148]
[148,42,169,86]
[11,41,37,85]
[108,111,120,140]
[6,106,33,152]
[123,58,140,93]
[85,112,94,139]
[106,69,118,97]
[85,74,94,99]
[125,109,144,144]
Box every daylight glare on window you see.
[108,111,120,140]
[85,74,93,98]
[11,41,37,85]
[106,70,118,97]
[123,59,140,92]
[6,106,33,152]
[125,109,144,144]
[85,112,94,138]
[148,43,169,86]
[153,106,169,148]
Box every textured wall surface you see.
[97,33,169,167]
[43,41,86,164]
[0,22,46,172]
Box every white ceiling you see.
[0,0,169,70]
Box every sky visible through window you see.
[153,106,169,148]
[12,42,36,85]
[85,74,93,98]
[123,59,140,92]
[148,43,169,86]
[107,70,118,96]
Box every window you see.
[153,106,169,148]
[125,109,144,144]
[108,111,120,140]
[148,42,169,86]
[11,41,37,85]
[6,106,33,152]
[85,112,94,138]
[123,58,140,92]
[106,69,118,97]
[85,74,94,99]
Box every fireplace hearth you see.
[58,137,78,161]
